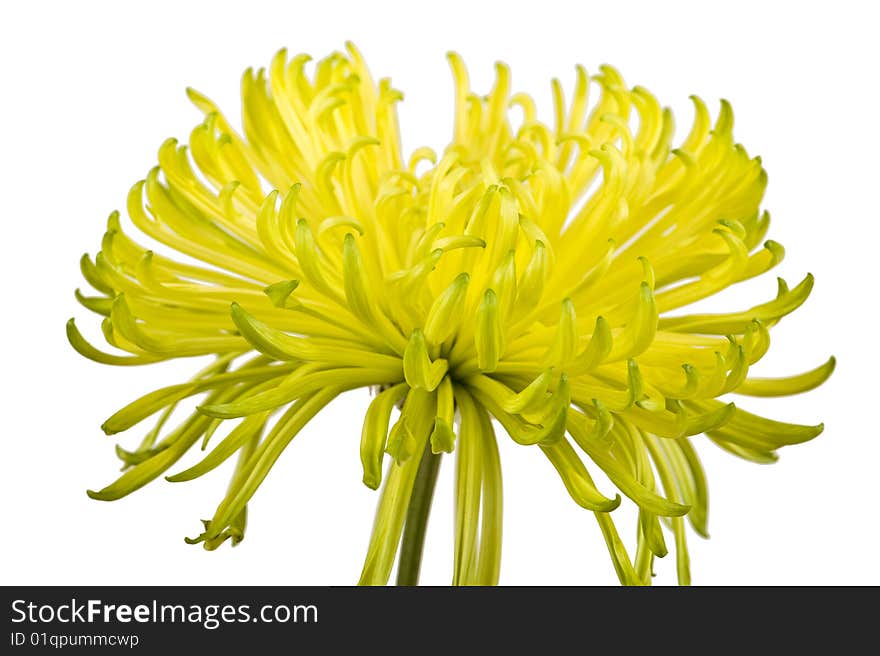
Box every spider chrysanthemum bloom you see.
[69,43,833,585]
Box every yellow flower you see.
[69,43,833,585]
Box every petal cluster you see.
[70,43,832,585]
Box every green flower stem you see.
[396,441,442,586]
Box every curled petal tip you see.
[604,494,623,512]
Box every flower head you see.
[70,43,833,585]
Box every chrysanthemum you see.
[69,43,833,585]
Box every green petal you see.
[736,356,836,397]
[403,329,448,391]
[540,439,621,512]
[360,383,409,489]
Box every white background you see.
[1,0,877,586]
